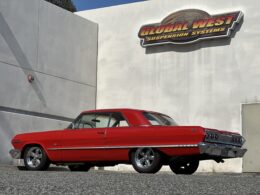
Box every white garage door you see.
[242,103,260,172]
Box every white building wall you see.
[0,0,98,164]
[77,0,260,172]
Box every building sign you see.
[138,9,243,47]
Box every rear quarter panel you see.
[154,126,205,156]
[104,126,205,160]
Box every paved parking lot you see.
[0,166,260,195]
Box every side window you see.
[108,112,129,128]
[71,112,129,129]
[73,113,111,129]
[95,114,111,128]
[74,114,95,129]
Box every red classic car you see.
[10,108,247,174]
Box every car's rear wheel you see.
[131,148,162,174]
[169,159,199,175]
[23,146,50,171]
[68,164,91,172]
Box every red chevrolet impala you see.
[10,108,247,174]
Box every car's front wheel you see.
[23,146,50,171]
[68,164,91,172]
[131,148,162,174]
[169,159,199,175]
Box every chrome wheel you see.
[131,148,162,174]
[26,147,43,168]
[23,146,50,171]
[135,148,155,168]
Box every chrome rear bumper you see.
[9,149,21,159]
[199,142,247,158]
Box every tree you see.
[44,0,76,12]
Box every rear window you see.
[143,112,178,126]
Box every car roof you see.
[80,108,171,126]
[81,108,157,114]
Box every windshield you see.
[143,112,178,126]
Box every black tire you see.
[23,146,50,171]
[169,159,199,175]
[68,164,91,172]
[130,148,162,174]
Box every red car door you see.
[59,113,109,162]
[60,128,106,162]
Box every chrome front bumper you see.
[9,149,21,159]
[199,142,247,158]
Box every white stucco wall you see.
[77,0,260,172]
[0,0,98,163]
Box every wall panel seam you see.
[0,60,96,88]
[0,106,73,122]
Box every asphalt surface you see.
[0,166,260,195]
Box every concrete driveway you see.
[0,166,259,194]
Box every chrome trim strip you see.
[47,144,198,151]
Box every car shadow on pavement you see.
[47,167,69,172]
[15,166,69,172]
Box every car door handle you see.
[97,131,105,135]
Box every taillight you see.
[232,136,245,145]
[205,129,246,146]
[205,131,219,141]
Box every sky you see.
[72,0,146,11]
